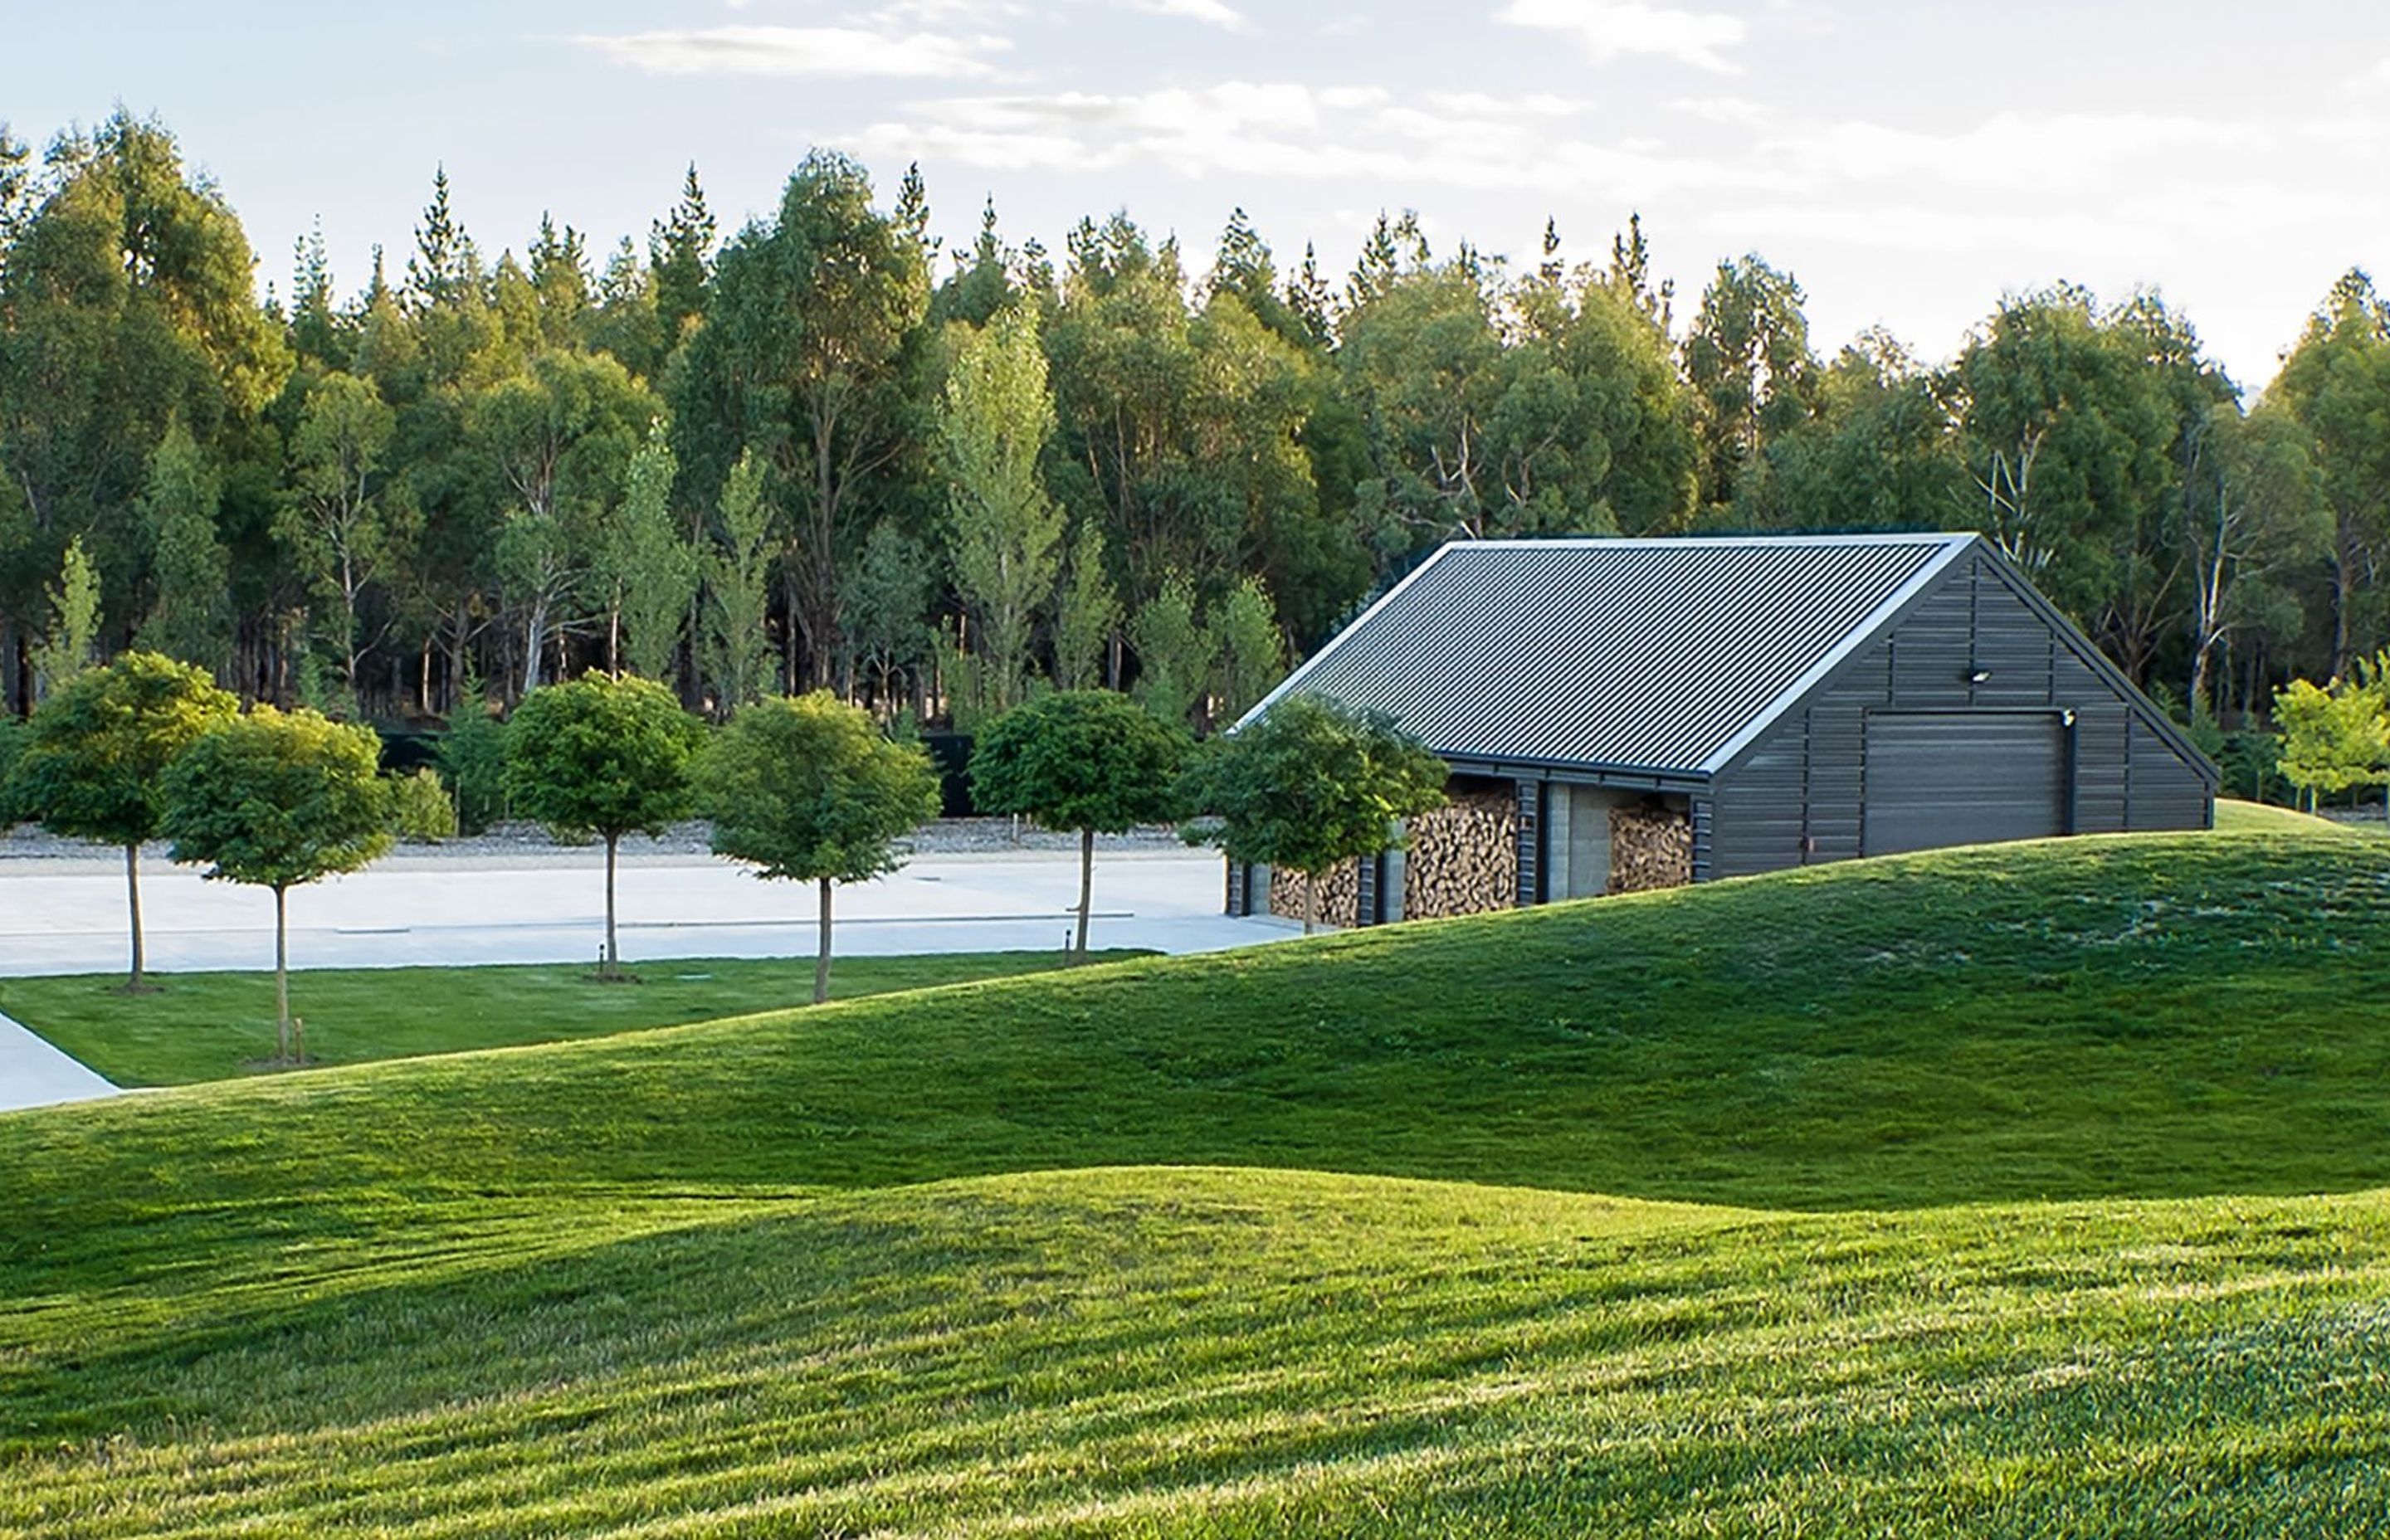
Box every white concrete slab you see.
[0,1009,120,1112]
[0,850,1299,978]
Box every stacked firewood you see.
[1402,789,1520,920]
[1609,804,1693,894]
[1268,861,1361,928]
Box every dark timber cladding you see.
[1235,532,2218,915]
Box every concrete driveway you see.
[0,847,1290,977]
[0,845,1300,1114]
[0,1010,121,1113]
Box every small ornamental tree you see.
[160,706,393,1060]
[1178,694,1449,934]
[505,672,705,977]
[696,691,941,1003]
[15,652,238,989]
[971,690,1188,960]
[2275,664,2390,813]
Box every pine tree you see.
[1211,207,1271,300]
[530,212,590,343]
[650,163,715,338]
[1349,212,1400,310]
[895,161,937,270]
[1286,241,1335,346]
[405,166,471,309]
[290,220,343,364]
[1606,212,1673,329]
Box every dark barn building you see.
[1227,533,2217,927]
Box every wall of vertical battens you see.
[1705,551,2213,880]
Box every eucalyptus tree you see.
[280,371,406,704]
[1755,331,1963,534]
[2274,271,2390,678]
[1944,287,2182,631]
[2183,402,2329,714]
[0,111,288,677]
[1682,255,1819,519]
[469,348,656,694]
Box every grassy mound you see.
[11,831,2386,1223]
[2212,797,2359,836]
[5,827,2388,1534]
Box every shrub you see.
[390,767,459,842]
[0,716,26,826]
[441,698,510,834]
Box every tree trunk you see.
[1076,826,1095,960]
[814,876,834,1005]
[123,843,148,991]
[523,602,545,699]
[2334,534,2358,679]
[603,831,620,976]
[274,884,291,1062]
[1304,873,1319,936]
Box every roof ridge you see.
[1449,532,1973,552]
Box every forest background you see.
[2,112,2383,796]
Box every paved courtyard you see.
[0,846,1286,977]
[0,846,1298,1113]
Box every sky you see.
[10,1,2390,392]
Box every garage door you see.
[1863,712,2068,856]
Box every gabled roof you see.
[1241,533,1977,778]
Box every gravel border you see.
[0,817,1192,869]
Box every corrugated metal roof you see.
[1244,533,1976,778]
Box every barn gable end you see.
[1703,547,2217,880]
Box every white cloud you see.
[1124,0,1250,30]
[1767,111,2261,196]
[1669,95,1768,128]
[850,80,1740,200]
[576,25,1005,80]
[1494,0,1748,73]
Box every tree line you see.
[2,110,2387,754]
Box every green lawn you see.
[0,951,1151,1087]
[2212,794,2358,836]
[5,826,2388,1534]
